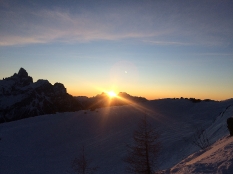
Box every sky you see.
[0,0,233,100]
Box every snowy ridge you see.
[159,136,233,174]
[159,102,233,174]
[0,99,233,173]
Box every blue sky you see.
[0,0,233,100]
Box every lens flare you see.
[107,91,117,98]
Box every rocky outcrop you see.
[0,68,82,123]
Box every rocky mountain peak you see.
[18,68,28,78]
[54,83,67,94]
[0,68,82,123]
[15,68,33,86]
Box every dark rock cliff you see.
[0,68,82,123]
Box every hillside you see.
[0,99,232,173]
[159,136,233,174]
[159,99,233,174]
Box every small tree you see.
[124,115,160,174]
[72,146,98,174]
[191,126,210,150]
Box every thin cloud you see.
[0,1,232,46]
[193,53,233,57]
[0,8,169,46]
[143,40,194,46]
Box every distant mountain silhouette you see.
[75,92,147,110]
[0,68,82,123]
[0,68,148,123]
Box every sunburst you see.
[107,91,117,98]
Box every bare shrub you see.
[72,146,98,174]
[191,126,210,150]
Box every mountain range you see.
[0,68,83,123]
[0,68,147,123]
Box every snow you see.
[186,137,233,165]
[161,136,233,174]
[0,99,233,174]
[159,101,233,174]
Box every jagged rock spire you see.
[18,68,28,77]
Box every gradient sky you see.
[0,0,233,100]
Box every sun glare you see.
[107,91,117,98]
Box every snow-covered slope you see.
[159,101,233,174]
[159,136,233,174]
[0,99,232,174]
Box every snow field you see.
[0,99,232,173]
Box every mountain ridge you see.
[0,68,82,123]
[0,68,148,123]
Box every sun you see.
[107,91,117,98]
